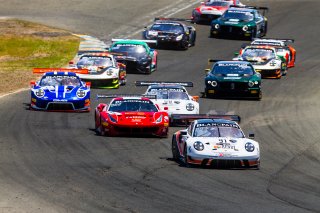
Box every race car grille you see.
[47,102,75,110]
[113,126,159,134]
[219,82,248,91]
[220,26,243,34]
[209,159,242,168]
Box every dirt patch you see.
[0,19,80,96]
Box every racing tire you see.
[256,91,262,101]
[252,161,260,170]
[250,28,257,41]
[172,136,179,161]
[153,56,158,73]
[97,117,106,136]
[263,22,268,37]
[192,31,196,46]
[183,145,190,168]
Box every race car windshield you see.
[206,2,230,6]
[212,63,254,75]
[40,75,81,87]
[108,99,158,112]
[148,90,189,100]
[194,125,244,138]
[242,48,276,60]
[77,57,113,68]
[222,11,254,21]
[150,24,184,34]
[111,44,147,57]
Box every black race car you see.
[143,18,196,50]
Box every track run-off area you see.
[0,0,319,212]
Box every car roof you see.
[215,60,251,65]
[245,45,276,51]
[112,40,148,46]
[153,20,185,26]
[228,7,255,12]
[196,119,238,125]
[148,84,186,89]
[43,72,78,77]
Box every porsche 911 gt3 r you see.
[171,115,260,169]
[234,45,287,78]
[30,68,91,112]
[135,81,199,118]
[71,52,126,89]
[249,38,296,68]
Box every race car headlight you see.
[194,141,204,151]
[269,60,277,66]
[245,142,255,152]
[208,80,217,87]
[108,114,118,123]
[248,81,255,87]
[76,89,86,98]
[34,88,45,98]
[214,24,220,29]
[186,103,195,111]
[242,25,249,31]
[155,115,163,123]
[176,34,183,41]
[106,69,113,76]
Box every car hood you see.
[106,111,164,125]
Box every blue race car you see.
[30,68,91,112]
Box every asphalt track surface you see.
[0,0,319,212]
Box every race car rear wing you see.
[254,38,295,43]
[111,39,157,44]
[154,17,192,22]
[78,51,126,57]
[170,114,241,126]
[96,94,157,99]
[135,81,193,87]
[33,68,89,74]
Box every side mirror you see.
[205,68,210,75]
[155,104,160,110]
[97,103,107,112]
[30,80,36,88]
[192,96,199,102]
[248,132,255,139]
[180,131,187,136]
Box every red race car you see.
[191,0,243,24]
[95,95,169,137]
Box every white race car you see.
[70,52,126,88]
[136,81,199,119]
[234,45,287,79]
[171,115,260,169]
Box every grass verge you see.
[0,19,80,96]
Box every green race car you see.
[204,60,262,100]
[109,39,158,74]
[210,6,268,40]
